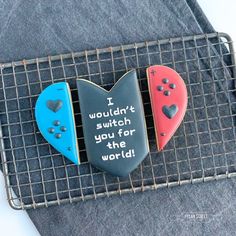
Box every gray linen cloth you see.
[0,0,236,235]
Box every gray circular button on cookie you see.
[60,126,67,132]
[169,83,176,89]
[55,133,62,139]
[157,85,163,91]
[162,78,169,84]
[164,90,170,96]
[53,120,60,126]
[48,128,55,134]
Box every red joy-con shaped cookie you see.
[147,65,188,151]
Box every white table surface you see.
[0,1,236,235]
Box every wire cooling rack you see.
[0,32,236,210]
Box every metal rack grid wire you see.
[0,32,236,210]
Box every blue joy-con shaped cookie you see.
[35,82,80,165]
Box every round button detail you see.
[53,120,60,126]
[169,83,176,89]
[55,133,62,139]
[160,132,166,136]
[162,78,169,84]
[48,128,55,134]
[164,90,170,96]
[157,85,163,91]
[60,126,67,132]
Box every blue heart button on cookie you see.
[47,100,63,112]
[35,82,80,165]
[77,70,149,177]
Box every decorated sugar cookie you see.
[77,70,149,177]
[35,82,80,165]
[146,65,188,150]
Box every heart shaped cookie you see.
[77,70,149,177]
[35,82,80,165]
[147,65,188,150]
